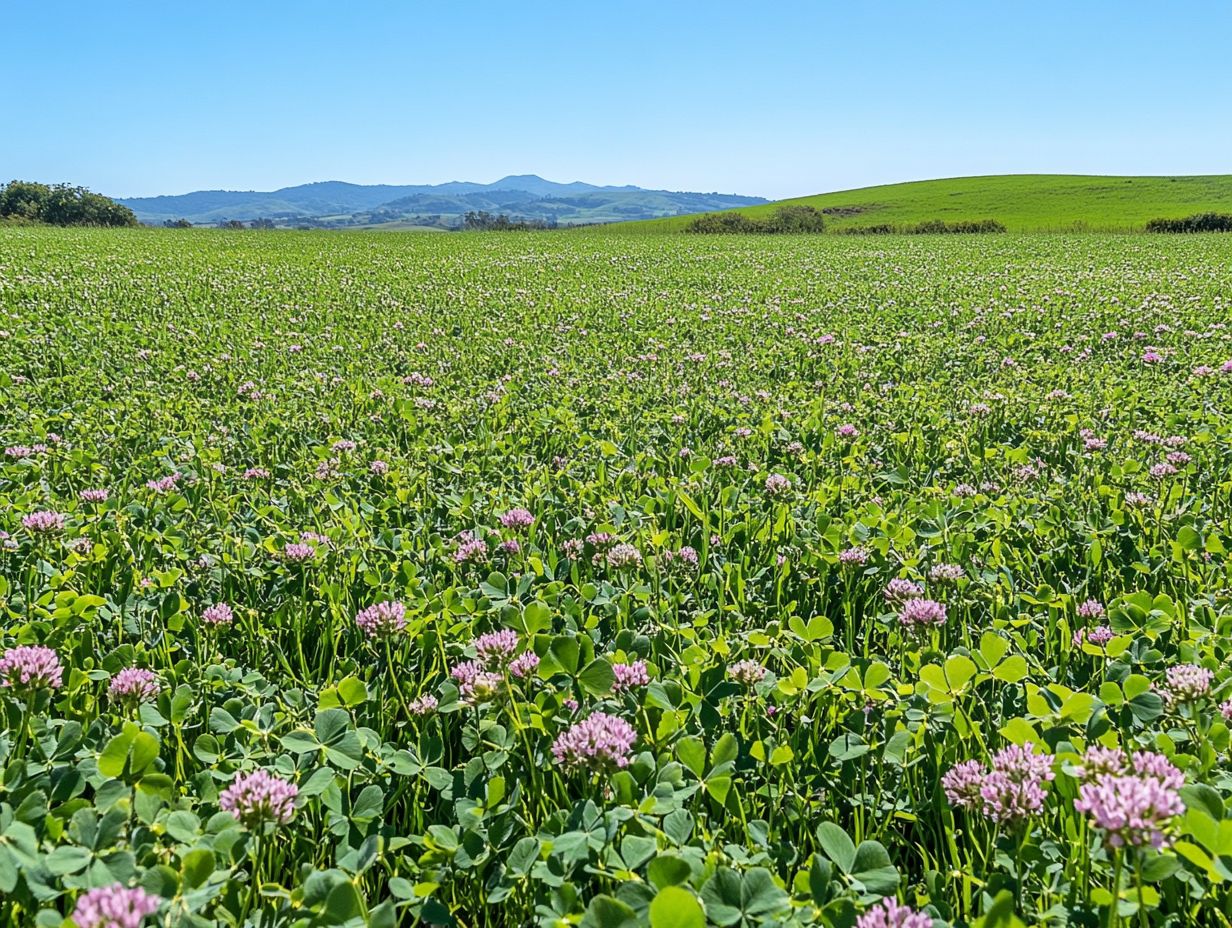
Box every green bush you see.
[760,205,827,233]
[835,219,1005,235]
[906,218,1006,234]
[1145,213,1232,233]
[834,224,896,235]
[685,211,763,234]
[685,205,826,234]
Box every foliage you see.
[686,206,826,234]
[903,218,1005,234]
[1144,213,1232,233]
[834,219,1006,235]
[463,211,556,231]
[0,180,138,227]
[684,211,763,233]
[1,228,1232,927]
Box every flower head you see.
[1077,599,1105,618]
[219,769,298,828]
[942,760,986,809]
[1159,663,1212,705]
[928,563,964,583]
[453,536,489,565]
[884,578,924,602]
[281,543,316,563]
[1075,774,1183,849]
[509,651,540,679]
[473,629,520,667]
[1132,751,1184,789]
[552,712,637,772]
[145,473,182,494]
[897,598,947,631]
[764,474,792,497]
[499,508,535,530]
[1073,625,1114,647]
[839,546,869,566]
[408,694,438,716]
[945,743,1054,826]
[1073,746,1127,781]
[451,660,503,703]
[612,660,650,692]
[108,668,161,707]
[856,898,932,928]
[355,601,407,639]
[0,645,63,693]
[22,510,65,534]
[73,884,161,928]
[662,545,700,570]
[728,659,767,686]
[602,543,642,569]
[979,743,1054,825]
[201,602,234,626]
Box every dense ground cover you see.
[2,228,1232,928]
[610,175,1232,234]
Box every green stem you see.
[1107,847,1123,928]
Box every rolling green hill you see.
[604,174,1232,233]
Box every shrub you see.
[1145,213,1232,233]
[834,224,896,235]
[761,205,827,233]
[835,219,1005,235]
[906,218,1006,234]
[685,205,826,234]
[685,211,763,234]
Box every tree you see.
[0,180,138,227]
[0,181,51,221]
[163,218,192,228]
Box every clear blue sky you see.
[4,1,1230,200]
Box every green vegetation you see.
[685,205,827,234]
[608,174,1232,233]
[1145,212,1232,233]
[462,210,556,231]
[3,228,1232,927]
[0,180,137,227]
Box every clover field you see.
[2,228,1232,928]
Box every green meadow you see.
[607,174,1232,233]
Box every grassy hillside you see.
[605,174,1232,233]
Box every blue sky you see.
[4,1,1230,200]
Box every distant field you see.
[605,174,1232,233]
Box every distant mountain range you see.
[116,176,767,229]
